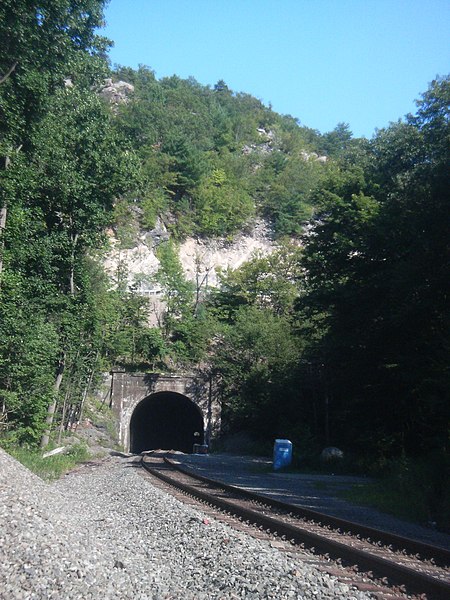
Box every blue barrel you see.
[273,439,293,471]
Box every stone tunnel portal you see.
[129,391,204,454]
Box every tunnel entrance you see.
[129,391,204,454]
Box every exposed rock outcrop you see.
[179,219,275,288]
[104,218,276,293]
[242,127,327,162]
[98,78,134,105]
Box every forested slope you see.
[1,2,449,524]
[109,65,334,240]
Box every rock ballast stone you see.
[0,448,372,599]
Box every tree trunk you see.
[40,356,65,448]
[57,385,73,443]
[0,204,7,279]
[194,254,211,316]
[324,393,330,446]
[0,62,17,85]
[77,354,97,425]
[0,156,10,280]
[69,232,79,295]
[1,148,22,282]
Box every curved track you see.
[141,453,450,600]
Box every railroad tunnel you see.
[129,391,204,454]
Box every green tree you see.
[319,122,353,158]
[212,243,303,318]
[0,292,59,444]
[154,241,215,367]
[193,169,254,236]
[213,305,300,439]
[155,240,194,335]
[0,0,109,150]
[30,87,138,295]
[0,2,140,447]
[0,0,110,279]
[299,77,450,458]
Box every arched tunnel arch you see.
[129,391,204,454]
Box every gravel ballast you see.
[0,448,375,599]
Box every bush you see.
[4,443,90,481]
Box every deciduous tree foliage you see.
[0,0,110,149]
[31,88,137,294]
[0,1,137,445]
[112,65,326,238]
[212,305,300,439]
[210,77,448,467]
[298,77,450,458]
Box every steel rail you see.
[142,456,450,600]
[165,456,450,567]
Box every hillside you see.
[1,2,449,525]
[106,66,337,242]
[99,69,341,330]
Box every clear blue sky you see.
[101,0,449,138]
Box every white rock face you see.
[179,220,275,288]
[103,219,277,326]
[98,78,135,105]
[104,219,276,293]
[104,239,159,287]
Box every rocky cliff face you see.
[179,219,275,287]
[104,218,276,293]
[104,218,277,326]
[98,79,135,106]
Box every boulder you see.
[320,446,344,461]
[98,79,134,105]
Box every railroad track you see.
[141,453,450,600]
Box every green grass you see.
[339,455,450,532]
[7,444,90,481]
[339,480,429,522]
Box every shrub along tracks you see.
[141,453,450,600]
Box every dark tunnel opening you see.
[130,391,204,454]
